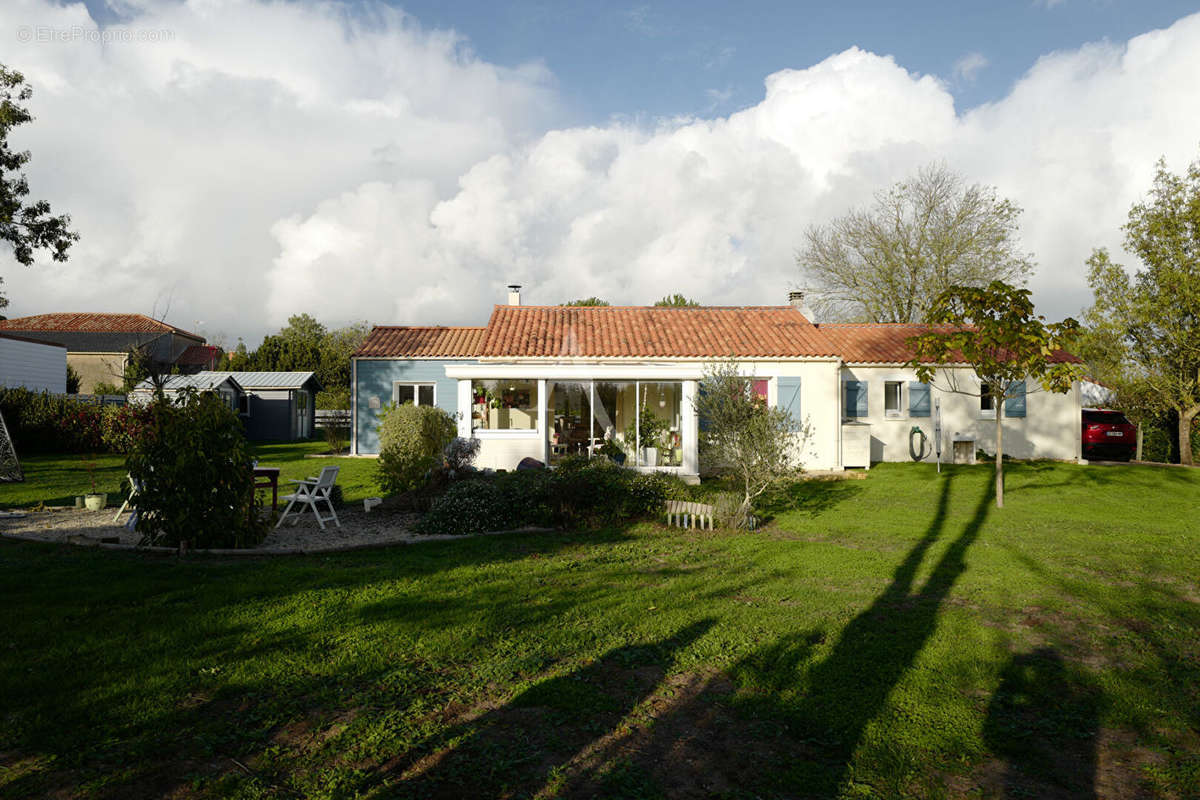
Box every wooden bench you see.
[665,500,715,530]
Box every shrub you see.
[376,403,457,493]
[91,382,125,396]
[100,404,155,453]
[443,436,481,475]
[415,456,689,535]
[0,388,103,453]
[127,390,265,549]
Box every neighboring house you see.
[0,313,205,393]
[131,371,321,441]
[175,344,223,373]
[0,333,68,393]
[351,289,1084,480]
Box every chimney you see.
[788,289,816,323]
[507,284,522,306]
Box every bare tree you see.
[797,163,1034,323]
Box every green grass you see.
[1,461,1198,798]
[0,440,384,509]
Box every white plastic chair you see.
[113,473,142,522]
[275,466,341,530]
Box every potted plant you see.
[599,438,626,465]
[627,407,669,467]
[82,458,107,511]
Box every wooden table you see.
[253,467,281,511]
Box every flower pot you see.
[642,447,658,467]
[84,493,107,512]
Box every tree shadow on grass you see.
[756,477,864,523]
[981,647,1103,800]
[367,619,717,799]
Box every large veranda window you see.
[547,380,683,467]
[471,379,539,431]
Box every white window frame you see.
[393,382,437,407]
[979,382,996,419]
[883,380,904,419]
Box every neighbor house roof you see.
[175,344,222,367]
[133,373,242,393]
[354,326,487,358]
[819,323,1083,365]
[475,305,838,358]
[133,371,321,393]
[0,313,203,341]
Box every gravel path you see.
[0,505,435,551]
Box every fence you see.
[315,409,351,430]
[64,394,127,407]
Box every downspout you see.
[836,361,844,470]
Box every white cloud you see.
[952,51,989,83]
[5,2,1200,340]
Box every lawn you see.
[0,440,383,509]
[1,461,1198,799]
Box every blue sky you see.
[384,1,1200,122]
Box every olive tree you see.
[696,360,808,528]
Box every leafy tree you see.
[318,321,370,389]
[562,297,610,306]
[65,364,80,394]
[696,360,808,528]
[653,294,701,307]
[1,65,79,309]
[226,338,252,371]
[1081,155,1200,466]
[908,281,1084,508]
[797,163,1033,323]
[127,390,265,549]
[248,315,368,393]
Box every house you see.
[0,313,205,393]
[351,288,1084,480]
[0,333,68,393]
[131,371,321,441]
[174,344,223,373]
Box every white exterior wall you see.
[0,337,67,393]
[840,365,1082,463]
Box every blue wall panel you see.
[354,359,474,453]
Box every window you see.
[394,382,435,407]
[238,394,251,416]
[471,379,538,431]
[884,381,903,418]
[980,382,995,417]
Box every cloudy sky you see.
[3,1,1200,345]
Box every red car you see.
[1082,408,1137,461]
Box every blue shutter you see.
[843,380,867,418]
[909,382,931,417]
[1004,380,1026,418]
[777,377,802,428]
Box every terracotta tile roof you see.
[476,305,838,358]
[0,313,203,340]
[818,323,1081,364]
[354,326,486,358]
[175,344,222,367]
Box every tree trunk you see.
[1136,424,1143,462]
[995,397,1004,509]
[1180,408,1198,467]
